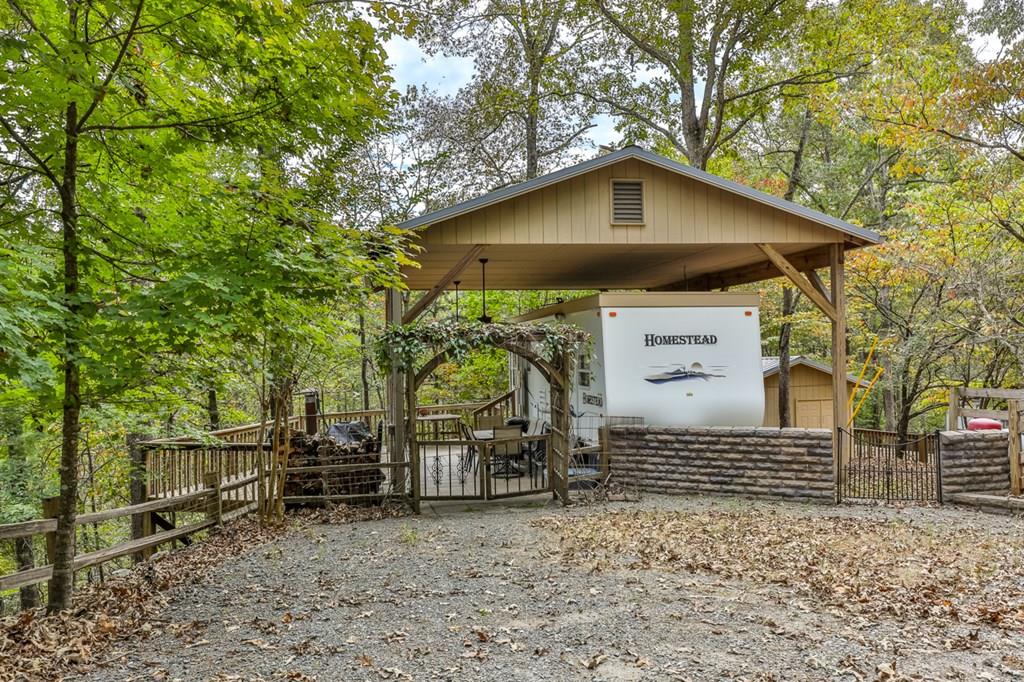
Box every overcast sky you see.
[383,2,998,158]
[383,35,622,152]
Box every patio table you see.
[417,413,462,440]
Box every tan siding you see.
[763,364,858,428]
[418,158,843,246]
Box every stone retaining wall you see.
[939,430,1010,495]
[607,425,834,502]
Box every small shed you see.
[761,356,871,428]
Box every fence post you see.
[303,390,319,436]
[947,387,961,430]
[127,433,152,563]
[204,469,223,527]
[482,442,491,501]
[934,431,944,504]
[1009,400,1022,497]
[41,496,60,568]
[599,424,610,480]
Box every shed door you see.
[796,399,833,429]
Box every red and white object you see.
[967,417,1003,431]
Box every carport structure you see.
[385,146,881,502]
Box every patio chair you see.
[523,422,550,473]
[456,421,479,484]
[491,426,524,478]
[475,413,504,430]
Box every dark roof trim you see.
[762,356,872,387]
[396,146,882,244]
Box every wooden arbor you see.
[388,146,882,504]
[381,317,583,509]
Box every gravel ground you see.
[82,495,1024,681]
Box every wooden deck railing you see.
[471,389,517,421]
[0,398,512,599]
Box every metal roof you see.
[762,356,871,387]
[396,146,882,244]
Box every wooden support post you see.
[483,442,492,500]
[550,349,572,505]
[406,371,420,514]
[757,243,837,322]
[947,387,962,430]
[385,288,410,505]
[1009,399,1022,497]
[830,244,849,501]
[204,471,223,526]
[599,424,611,480]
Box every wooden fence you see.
[948,387,1024,495]
[0,453,258,593]
[0,401,503,599]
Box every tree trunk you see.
[359,313,371,412]
[525,62,540,179]
[778,287,796,428]
[5,428,40,610]
[776,109,811,429]
[49,99,81,614]
[14,537,39,610]
[207,389,220,431]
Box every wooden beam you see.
[756,244,837,322]
[960,407,1013,420]
[656,246,833,292]
[960,387,1024,400]
[830,243,849,498]
[402,245,484,324]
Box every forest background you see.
[1,0,1022,610]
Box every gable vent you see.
[611,179,645,224]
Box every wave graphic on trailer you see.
[643,364,727,384]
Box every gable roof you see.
[397,146,881,245]
[762,356,871,387]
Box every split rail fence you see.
[948,387,1024,495]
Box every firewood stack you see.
[283,432,385,502]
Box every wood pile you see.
[283,432,385,502]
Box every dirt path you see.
[83,495,1024,681]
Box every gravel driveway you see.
[83,495,1024,681]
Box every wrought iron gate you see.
[416,436,551,501]
[837,428,942,503]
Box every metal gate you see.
[416,435,551,501]
[837,428,942,503]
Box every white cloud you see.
[385,36,474,96]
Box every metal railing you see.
[416,434,551,501]
[838,428,942,503]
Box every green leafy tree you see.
[416,0,599,186]
[0,0,406,611]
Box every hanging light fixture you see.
[453,280,461,321]
[478,258,492,323]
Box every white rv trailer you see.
[512,292,764,437]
